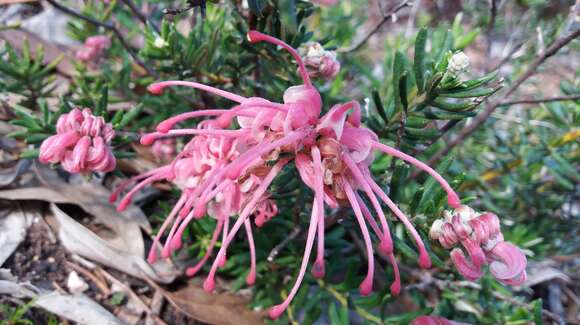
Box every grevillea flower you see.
[298,42,341,80]
[39,108,116,173]
[411,315,472,325]
[429,205,527,285]
[76,35,111,63]
[113,31,465,319]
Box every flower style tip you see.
[269,305,286,320]
[311,259,325,279]
[147,83,166,95]
[140,133,157,146]
[359,278,373,296]
[246,270,256,285]
[203,278,215,292]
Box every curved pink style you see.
[39,108,116,173]
[430,206,527,285]
[112,31,468,320]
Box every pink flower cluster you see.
[39,108,116,173]
[111,119,279,286]
[75,35,111,63]
[111,31,494,319]
[298,42,341,80]
[411,315,471,325]
[430,206,527,285]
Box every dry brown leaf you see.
[51,203,175,284]
[157,283,266,325]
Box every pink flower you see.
[76,35,111,63]
[298,42,341,80]
[429,206,527,285]
[151,138,176,162]
[411,315,472,325]
[113,31,465,319]
[39,108,116,173]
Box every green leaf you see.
[20,149,39,159]
[417,109,476,120]
[414,27,428,93]
[372,89,389,125]
[432,98,476,111]
[117,104,143,128]
[279,0,298,32]
[439,87,499,98]
[533,299,542,325]
[95,85,109,117]
[393,51,407,111]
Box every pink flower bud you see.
[75,35,111,63]
[39,108,116,174]
[298,42,341,80]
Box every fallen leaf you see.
[0,205,32,266]
[51,204,175,284]
[154,282,266,325]
[0,163,150,256]
[0,159,31,187]
[0,279,123,325]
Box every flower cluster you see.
[39,108,116,173]
[298,41,341,80]
[430,206,527,285]
[411,315,471,325]
[75,35,111,63]
[111,31,523,319]
[111,119,279,286]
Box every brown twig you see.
[498,94,580,106]
[267,226,301,262]
[120,0,160,34]
[424,28,580,167]
[338,1,412,53]
[45,0,158,78]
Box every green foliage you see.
[0,40,62,108]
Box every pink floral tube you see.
[411,315,472,325]
[39,108,116,173]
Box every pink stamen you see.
[244,218,257,285]
[141,129,247,146]
[186,219,224,277]
[371,142,461,209]
[147,80,247,103]
[204,160,289,293]
[365,173,432,269]
[311,147,326,279]
[343,153,393,254]
[147,195,188,264]
[387,253,401,295]
[246,31,312,87]
[268,192,319,319]
[343,178,375,296]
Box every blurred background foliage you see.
[1,0,578,324]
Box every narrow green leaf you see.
[372,90,389,124]
[393,51,406,111]
[439,87,499,98]
[96,85,109,118]
[414,27,428,93]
